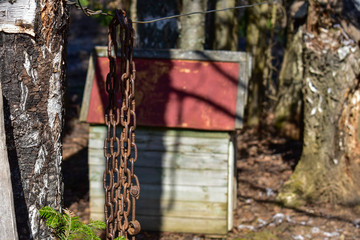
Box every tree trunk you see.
[245,0,269,126]
[0,1,69,239]
[179,0,207,50]
[212,0,238,50]
[278,1,360,206]
[274,27,303,139]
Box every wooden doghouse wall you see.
[89,127,235,234]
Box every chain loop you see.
[104,9,140,240]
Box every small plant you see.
[39,206,105,240]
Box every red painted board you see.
[87,57,239,131]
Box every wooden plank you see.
[135,167,227,186]
[235,54,251,129]
[90,148,228,170]
[90,165,227,187]
[137,215,227,234]
[89,125,229,139]
[79,52,96,122]
[90,206,227,234]
[135,135,229,154]
[136,199,226,218]
[0,81,18,239]
[90,201,228,234]
[95,46,249,63]
[89,195,104,211]
[91,183,228,203]
[227,137,235,231]
[89,160,228,187]
[89,127,230,154]
[136,127,229,139]
[88,163,104,182]
[91,197,226,219]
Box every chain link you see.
[104,9,140,240]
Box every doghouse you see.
[80,47,251,235]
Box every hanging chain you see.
[104,9,140,240]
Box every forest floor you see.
[63,7,360,240]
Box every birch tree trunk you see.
[179,0,207,50]
[278,0,360,206]
[0,1,69,239]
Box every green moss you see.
[276,173,307,207]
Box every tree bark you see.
[179,0,207,50]
[212,0,238,50]
[245,0,269,126]
[0,1,69,239]
[278,1,360,206]
[274,27,303,139]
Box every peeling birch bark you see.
[0,0,36,36]
[0,1,69,239]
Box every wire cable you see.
[133,0,276,24]
[66,0,276,24]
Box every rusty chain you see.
[104,9,140,240]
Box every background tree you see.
[278,0,360,206]
[0,0,69,238]
[209,0,238,50]
[245,0,271,126]
[179,0,208,50]
[274,0,305,139]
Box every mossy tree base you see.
[277,23,360,206]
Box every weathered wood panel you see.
[137,215,228,234]
[0,80,18,239]
[90,183,228,203]
[91,197,227,218]
[81,47,250,131]
[90,149,228,170]
[136,167,227,186]
[88,126,233,234]
[227,134,236,231]
[89,126,229,153]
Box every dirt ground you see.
[62,8,360,240]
